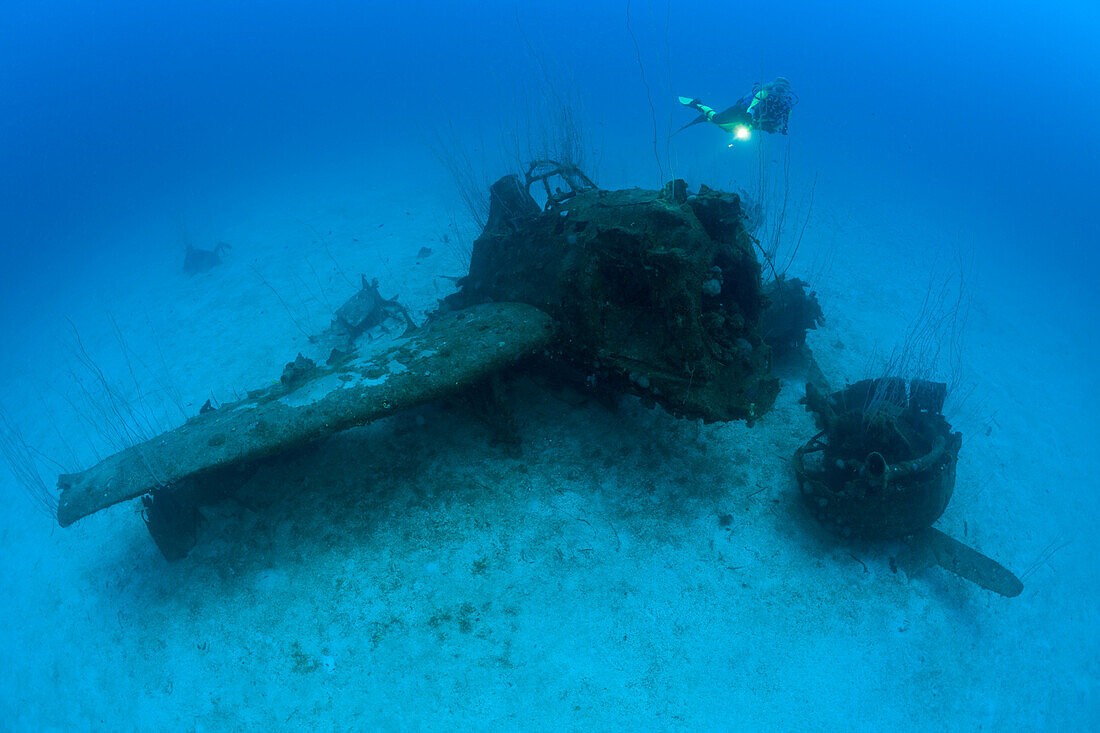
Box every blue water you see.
[5,2,1097,302]
[1,1,1097,728]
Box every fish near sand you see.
[183,242,230,275]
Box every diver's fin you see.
[678,96,708,114]
[674,96,713,135]
[672,115,708,136]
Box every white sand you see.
[0,152,1096,730]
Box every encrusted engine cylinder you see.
[794,378,962,539]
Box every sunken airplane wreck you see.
[56,161,1022,597]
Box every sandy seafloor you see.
[0,149,1096,731]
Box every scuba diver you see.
[676,77,797,142]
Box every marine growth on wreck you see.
[49,162,1021,599]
